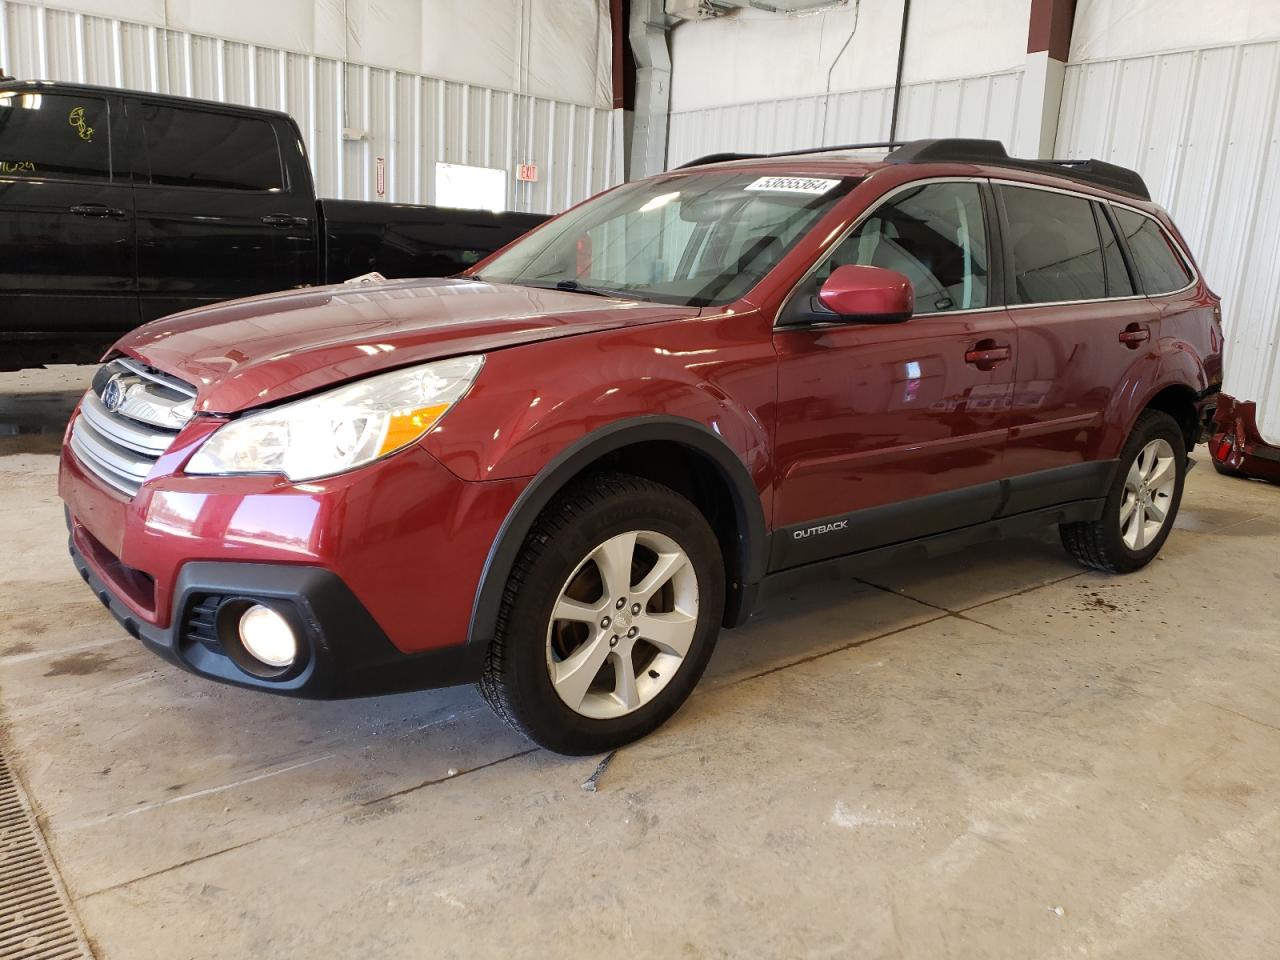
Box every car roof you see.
[0,78,292,120]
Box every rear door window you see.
[817,180,990,313]
[1002,185,1106,304]
[141,104,284,191]
[1096,203,1135,297]
[1113,207,1193,295]
[0,91,112,181]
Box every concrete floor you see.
[2,365,1279,959]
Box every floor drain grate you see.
[0,751,92,959]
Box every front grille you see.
[69,357,196,497]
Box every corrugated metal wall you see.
[667,70,1025,168]
[0,0,619,213]
[1057,40,1280,443]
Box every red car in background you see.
[59,139,1222,754]
[1209,395,1280,483]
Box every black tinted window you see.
[1004,186,1105,303]
[0,91,111,181]
[142,104,283,191]
[820,181,990,312]
[1114,207,1193,294]
[1097,204,1135,297]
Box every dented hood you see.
[118,278,699,414]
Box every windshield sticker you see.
[744,176,840,195]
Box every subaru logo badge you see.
[101,376,126,413]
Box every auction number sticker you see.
[744,176,840,195]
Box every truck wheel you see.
[1060,410,1186,573]
[479,473,725,755]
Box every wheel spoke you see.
[592,532,638,601]
[1126,459,1144,491]
[634,550,688,603]
[1148,455,1176,491]
[641,610,697,658]
[553,596,604,624]
[612,651,640,710]
[1141,446,1157,480]
[1146,496,1167,523]
[1119,493,1138,526]
[552,635,612,710]
[1131,506,1148,549]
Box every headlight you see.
[185,355,483,481]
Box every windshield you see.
[474,171,858,307]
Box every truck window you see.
[0,91,111,181]
[1113,207,1193,295]
[1003,185,1106,304]
[141,104,284,191]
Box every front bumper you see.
[59,411,529,697]
[67,521,485,697]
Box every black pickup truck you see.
[0,80,548,369]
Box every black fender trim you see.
[467,415,769,648]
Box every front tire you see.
[1060,410,1186,573]
[479,473,725,755]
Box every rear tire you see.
[1060,410,1186,573]
[478,472,725,755]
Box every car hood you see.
[119,278,700,414]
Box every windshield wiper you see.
[552,279,626,298]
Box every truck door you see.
[0,88,136,356]
[131,100,316,320]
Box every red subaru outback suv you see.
[59,139,1222,754]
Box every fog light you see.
[237,604,297,668]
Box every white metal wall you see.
[0,0,619,213]
[667,70,1025,168]
[1057,40,1280,443]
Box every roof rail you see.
[677,141,905,169]
[675,136,1151,201]
[884,138,1151,200]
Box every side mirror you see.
[816,264,914,323]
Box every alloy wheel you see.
[1120,437,1177,550]
[545,530,699,720]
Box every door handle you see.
[1119,323,1151,348]
[70,203,125,219]
[261,213,309,228]
[964,341,1012,371]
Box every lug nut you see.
[609,636,619,647]
[631,603,641,615]
[627,626,638,638]
[601,616,611,628]
[615,598,625,609]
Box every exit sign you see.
[517,163,538,182]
